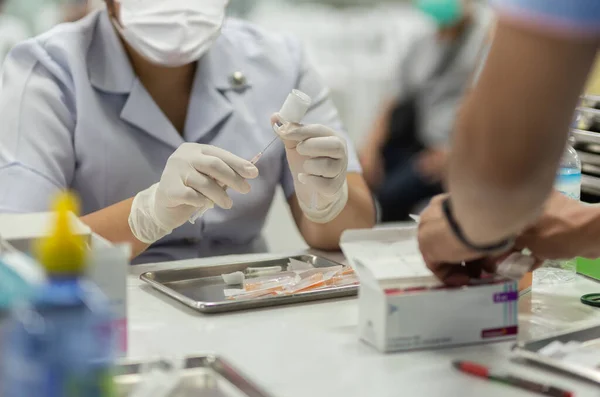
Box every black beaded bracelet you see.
[441,197,514,253]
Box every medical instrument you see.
[130,356,184,397]
[453,360,573,397]
[250,136,279,165]
[273,90,314,208]
[226,266,354,300]
[116,0,228,67]
[140,254,357,313]
[221,265,283,285]
[114,355,271,397]
[514,324,600,386]
[189,89,312,224]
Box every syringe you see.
[249,136,279,165]
[189,90,312,224]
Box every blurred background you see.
[3,0,597,252]
[0,0,449,252]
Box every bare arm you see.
[449,19,598,245]
[361,100,395,154]
[359,100,395,189]
[517,190,600,260]
[289,173,375,250]
[81,198,149,258]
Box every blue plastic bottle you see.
[1,192,115,397]
[534,134,581,285]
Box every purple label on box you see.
[493,291,518,303]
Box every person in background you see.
[418,0,600,286]
[0,0,28,70]
[359,0,491,222]
[0,0,375,264]
[36,0,100,34]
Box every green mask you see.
[414,0,464,27]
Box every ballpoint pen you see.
[453,360,573,397]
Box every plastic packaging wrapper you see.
[223,259,357,301]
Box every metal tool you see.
[513,324,600,386]
[139,254,355,313]
[115,355,274,397]
[189,90,312,224]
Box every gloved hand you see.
[129,143,259,244]
[272,114,349,223]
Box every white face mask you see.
[114,0,229,67]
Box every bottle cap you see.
[279,90,312,124]
[34,191,87,276]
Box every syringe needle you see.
[251,136,279,165]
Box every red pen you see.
[453,360,574,397]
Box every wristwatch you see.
[442,197,515,253]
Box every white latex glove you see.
[273,114,349,223]
[129,143,259,244]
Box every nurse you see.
[0,0,376,264]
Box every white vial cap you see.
[279,90,312,124]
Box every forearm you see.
[293,174,375,250]
[448,20,597,245]
[569,205,600,259]
[363,100,394,152]
[80,198,149,258]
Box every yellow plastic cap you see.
[34,191,87,276]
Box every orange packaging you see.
[518,272,532,292]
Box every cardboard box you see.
[341,227,519,353]
[0,212,128,356]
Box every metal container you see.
[513,324,600,385]
[140,254,357,313]
[115,355,273,397]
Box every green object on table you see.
[576,257,600,281]
[581,293,600,308]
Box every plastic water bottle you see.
[533,134,581,285]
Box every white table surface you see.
[127,252,600,397]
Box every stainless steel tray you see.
[582,174,600,196]
[140,255,357,313]
[115,355,272,397]
[513,325,600,385]
[572,129,600,145]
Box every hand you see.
[129,143,259,244]
[416,148,448,183]
[516,190,598,260]
[359,146,384,190]
[272,114,348,223]
[417,194,489,285]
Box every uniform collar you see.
[87,11,251,95]
[87,11,250,149]
[87,10,135,94]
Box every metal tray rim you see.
[513,324,600,385]
[115,354,274,397]
[513,349,600,385]
[140,254,358,313]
